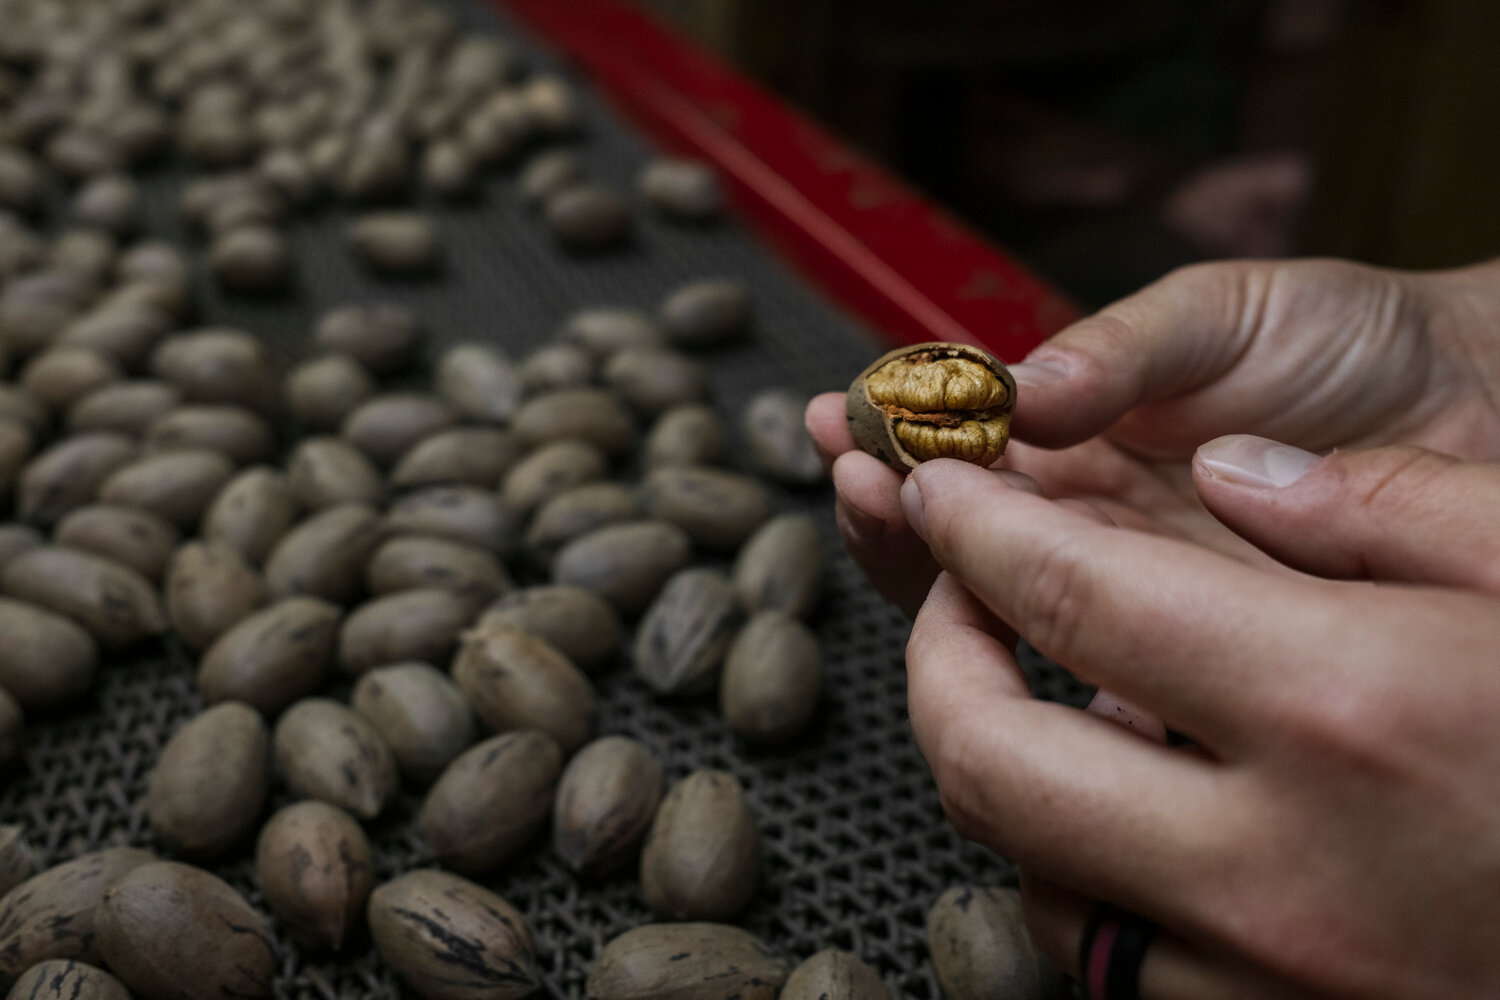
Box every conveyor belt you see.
[0,1,1091,996]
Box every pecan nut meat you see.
[845,342,1017,470]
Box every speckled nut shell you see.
[845,342,1016,471]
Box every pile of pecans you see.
[0,277,847,998]
[0,0,723,294]
[0,1,1063,999]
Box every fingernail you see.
[1009,356,1071,389]
[900,476,928,539]
[1197,434,1320,488]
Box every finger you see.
[832,450,935,618]
[1001,438,1155,504]
[1008,262,1259,448]
[1045,507,1173,742]
[832,452,1043,619]
[805,391,854,468]
[907,573,1226,914]
[901,458,1354,746]
[1087,689,1168,744]
[1002,439,1282,566]
[1052,497,1120,528]
[1021,875,1314,1000]
[1195,437,1500,593]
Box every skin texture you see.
[808,257,1500,999]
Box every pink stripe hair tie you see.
[1079,903,1157,1000]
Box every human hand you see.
[902,445,1500,999]
[808,256,1500,615]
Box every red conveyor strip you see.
[499,0,1080,359]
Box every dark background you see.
[641,0,1500,308]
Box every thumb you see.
[1194,436,1500,593]
[1007,261,1261,449]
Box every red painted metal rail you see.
[499,0,1080,360]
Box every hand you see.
[901,445,1500,999]
[808,257,1500,615]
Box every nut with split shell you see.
[846,342,1016,470]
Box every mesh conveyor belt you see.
[0,1,1093,996]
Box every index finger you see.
[903,458,1356,750]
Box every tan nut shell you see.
[367,869,538,1000]
[94,861,275,1000]
[639,769,760,922]
[255,801,373,952]
[586,922,788,1000]
[925,885,1070,1000]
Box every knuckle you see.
[1015,536,1094,662]
[1157,259,1260,309]
[1034,314,1133,380]
[1159,259,1249,292]
[1275,672,1407,778]
[935,785,988,846]
[927,731,987,842]
[1075,312,1136,354]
